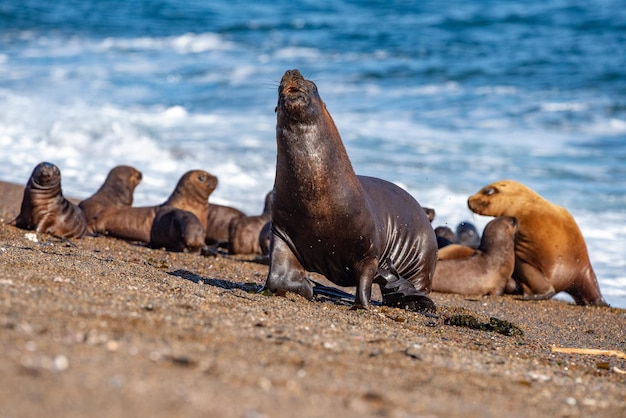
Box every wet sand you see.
[0,180,624,418]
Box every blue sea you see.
[1,0,625,307]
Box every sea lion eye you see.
[483,187,496,196]
[198,175,206,182]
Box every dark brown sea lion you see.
[432,216,518,296]
[423,207,436,223]
[468,179,607,306]
[79,165,143,231]
[90,170,217,243]
[205,203,246,244]
[434,226,456,248]
[264,69,437,312]
[258,221,272,256]
[12,162,87,239]
[456,221,480,248]
[149,206,206,253]
[228,191,272,255]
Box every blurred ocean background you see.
[1,0,624,307]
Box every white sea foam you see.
[96,32,236,54]
[274,46,322,60]
[583,118,626,136]
[540,102,589,112]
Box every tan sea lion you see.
[468,179,607,306]
[79,165,143,231]
[90,170,217,243]
[12,162,87,239]
[432,216,518,296]
[437,244,477,260]
[149,206,206,253]
[228,191,272,255]
[264,69,437,312]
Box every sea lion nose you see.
[282,69,303,82]
[36,161,59,176]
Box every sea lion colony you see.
[6,70,607,307]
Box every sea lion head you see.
[31,162,61,189]
[178,170,218,201]
[482,216,518,246]
[126,166,143,189]
[276,69,328,126]
[456,221,480,248]
[108,165,143,203]
[467,179,539,216]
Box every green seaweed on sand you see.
[444,314,523,337]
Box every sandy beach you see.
[0,180,625,418]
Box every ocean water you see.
[1,0,625,307]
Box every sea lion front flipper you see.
[376,258,436,313]
[264,233,313,300]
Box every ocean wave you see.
[96,32,236,54]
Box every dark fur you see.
[13,162,86,239]
[205,203,246,244]
[265,70,437,312]
[150,206,205,253]
[228,191,272,255]
[80,165,142,232]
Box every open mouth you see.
[279,88,307,109]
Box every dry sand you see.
[0,180,625,418]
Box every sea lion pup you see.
[205,203,246,245]
[90,170,217,243]
[149,206,206,253]
[435,221,481,259]
[258,221,272,255]
[12,162,87,239]
[437,243,477,260]
[434,226,456,248]
[90,205,157,242]
[423,207,436,223]
[163,169,216,231]
[432,216,518,296]
[79,165,143,230]
[264,69,437,312]
[468,179,607,306]
[456,221,480,248]
[228,190,272,255]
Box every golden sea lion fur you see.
[467,179,607,306]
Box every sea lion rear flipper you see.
[377,258,436,313]
[518,289,556,301]
[310,280,356,303]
